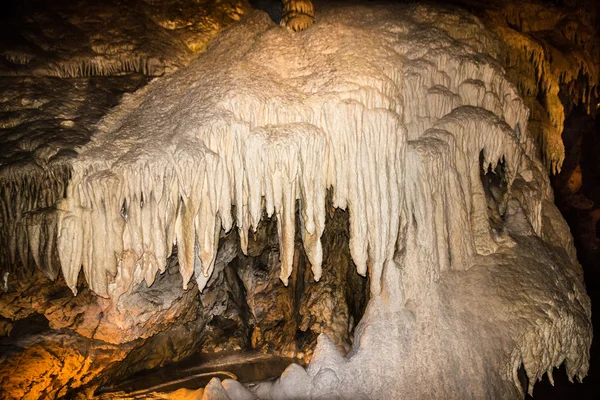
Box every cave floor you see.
[95,351,299,398]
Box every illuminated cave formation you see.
[0,0,598,399]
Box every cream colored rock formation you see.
[50,2,591,399]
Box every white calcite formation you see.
[17,1,592,399]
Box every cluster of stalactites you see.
[508,308,592,396]
[431,107,544,238]
[402,4,536,164]
[484,1,600,174]
[58,107,406,300]
[52,5,545,306]
[0,164,71,280]
[44,55,171,78]
[399,104,536,302]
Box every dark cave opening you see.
[249,0,283,24]
[480,149,509,229]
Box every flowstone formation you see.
[0,1,594,399]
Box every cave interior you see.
[0,0,598,399]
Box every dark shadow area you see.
[480,150,509,229]
[531,109,599,399]
[0,312,49,342]
[249,0,283,23]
